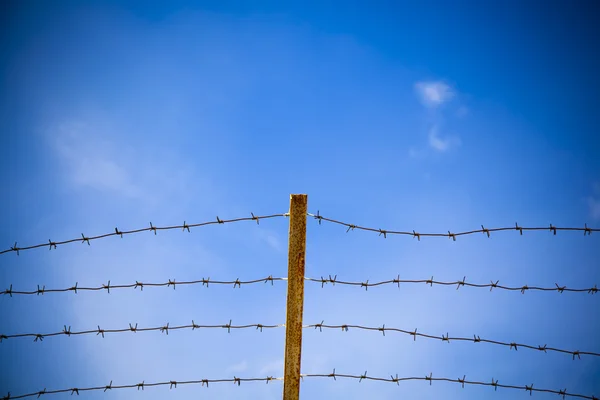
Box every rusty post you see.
[282,194,308,400]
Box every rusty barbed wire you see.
[308,211,598,240]
[0,321,284,343]
[4,371,593,399]
[302,370,597,399]
[1,276,286,297]
[4,210,596,256]
[305,322,599,359]
[306,275,599,294]
[4,274,598,297]
[1,213,288,256]
[3,318,597,360]
[1,376,283,400]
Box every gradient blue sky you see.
[1,1,599,399]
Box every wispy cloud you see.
[54,121,143,198]
[408,146,422,159]
[415,81,454,108]
[259,359,284,375]
[411,80,462,156]
[456,105,469,118]
[428,125,460,152]
[588,183,600,220]
[50,117,217,215]
[227,360,249,373]
[255,229,283,252]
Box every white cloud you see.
[53,121,144,199]
[265,235,281,251]
[260,359,284,376]
[255,229,283,252]
[415,81,454,107]
[428,125,460,152]
[50,117,218,215]
[589,183,600,220]
[408,147,422,159]
[227,360,249,373]
[588,198,600,220]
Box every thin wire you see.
[302,370,597,399]
[3,320,597,360]
[306,322,599,359]
[3,372,596,399]
[1,213,288,255]
[2,376,283,400]
[0,321,284,342]
[6,211,596,256]
[4,274,598,297]
[2,276,286,296]
[305,275,599,294]
[308,212,598,239]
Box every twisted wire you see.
[3,372,597,399]
[3,320,598,360]
[2,276,285,296]
[5,210,597,256]
[2,376,282,400]
[303,370,597,399]
[0,321,284,342]
[1,213,287,255]
[308,212,598,240]
[306,275,599,294]
[3,275,597,297]
[306,322,599,359]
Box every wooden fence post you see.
[282,194,308,400]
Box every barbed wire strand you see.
[5,211,597,256]
[3,372,597,399]
[1,276,286,296]
[305,322,599,359]
[1,213,288,256]
[1,376,283,400]
[302,371,598,399]
[3,275,598,297]
[306,275,599,294]
[0,321,284,343]
[2,320,597,360]
[308,212,598,240]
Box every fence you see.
[1,194,598,399]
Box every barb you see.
[2,376,283,399]
[2,276,285,297]
[0,321,284,342]
[1,213,287,255]
[302,371,597,399]
[308,212,598,240]
[304,322,599,359]
[306,275,599,294]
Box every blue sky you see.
[1,0,599,399]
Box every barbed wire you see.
[4,211,596,256]
[3,275,598,298]
[302,370,598,399]
[305,322,599,359]
[3,372,596,399]
[6,211,597,257]
[1,376,283,400]
[308,212,598,240]
[0,213,288,256]
[3,319,597,360]
[306,275,599,294]
[1,276,286,296]
[0,321,284,342]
